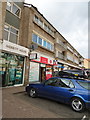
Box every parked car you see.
[56,70,87,79]
[26,77,90,112]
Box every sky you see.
[25,0,88,59]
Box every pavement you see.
[2,86,90,119]
[2,86,60,118]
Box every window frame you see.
[32,33,38,43]
[44,78,58,86]
[34,15,38,23]
[38,37,42,45]
[3,23,19,44]
[57,78,75,88]
[32,33,54,52]
[43,40,47,48]
[6,2,21,18]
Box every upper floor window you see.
[51,44,54,51]
[34,15,43,27]
[32,33,54,51]
[6,2,21,18]
[38,19,43,26]
[7,2,11,11]
[47,42,51,50]
[34,15,38,23]
[32,34,38,43]
[47,27,51,33]
[12,4,20,17]
[43,40,47,48]
[38,37,42,45]
[3,24,19,44]
[44,24,48,31]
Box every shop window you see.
[3,24,19,44]
[32,34,38,43]
[1,53,24,87]
[29,62,39,82]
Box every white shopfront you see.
[0,40,29,87]
[29,51,54,82]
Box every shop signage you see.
[2,40,29,56]
[31,52,54,65]
[29,53,37,59]
[41,64,46,67]
[40,57,48,64]
[53,60,58,65]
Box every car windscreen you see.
[77,81,90,90]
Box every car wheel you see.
[29,88,37,98]
[71,98,85,112]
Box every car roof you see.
[52,77,90,82]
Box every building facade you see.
[1,2,29,87]
[84,59,90,69]
[1,2,84,87]
[19,3,84,83]
[20,3,56,83]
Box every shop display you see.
[1,52,24,86]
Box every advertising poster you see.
[29,62,39,82]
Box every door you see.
[38,78,58,99]
[54,78,76,103]
[40,67,46,82]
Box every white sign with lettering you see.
[2,40,29,56]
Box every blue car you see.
[26,77,90,112]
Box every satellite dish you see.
[29,43,38,51]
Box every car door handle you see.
[68,89,74,92]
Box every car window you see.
[57,78,74,88]
[69,81,74,88]
[77,81,90,90]
[44,78,57,86]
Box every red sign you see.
[46,74,52,80]
[40,57,48,64]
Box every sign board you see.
[29,53,37,60]
[2,40,29,56]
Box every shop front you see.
[1,52,24,87]
[29,52,54,82]
[0,40,29,87]
[54,62,64,72]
